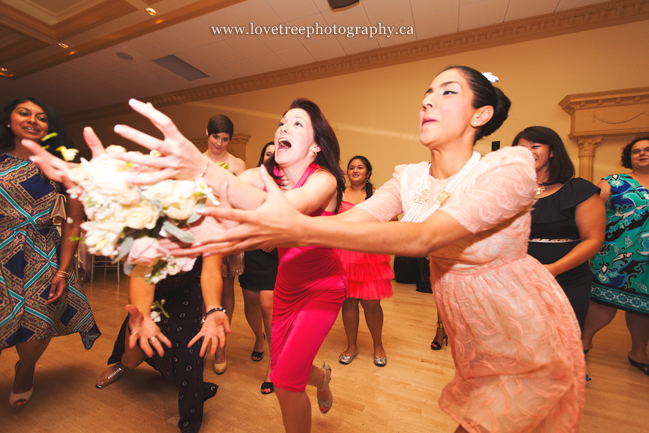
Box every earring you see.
[6,124,9,128]
[365,178,369,184]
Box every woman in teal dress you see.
[583,136,649,375]
[0,97,100,407]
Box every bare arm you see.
[193,166,471,257]
[189,254,231,357]
[47,196,84,304]
[544,194,606,277]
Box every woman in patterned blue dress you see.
[0,97,100,407]
[583,137,649,375]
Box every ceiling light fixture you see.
[146,8,156,15]
[0,67,7,72]
[58,43,69,48]
[116,52,134,60]
[327,0,359,9]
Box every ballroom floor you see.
[0,270,647,432]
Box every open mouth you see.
[22,126,41,134]
[278,138,292,149]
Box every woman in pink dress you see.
[181,66,586,432]
[336,156,394,367]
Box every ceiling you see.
[0,0,612,116]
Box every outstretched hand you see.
[125,304,172,358]
[23,127,106,189]
[112,99,205,184]
[188,311,231,357]
[170,165,306,256]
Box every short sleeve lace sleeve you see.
[442,147,537,234]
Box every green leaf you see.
[162,220,195,243]
[41,132,58,142]
[116,235,135,261]
[186,204,205,224]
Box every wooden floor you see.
[1,272,648,433]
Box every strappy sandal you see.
[628,356,649,376]
[260,381,274,394]
[317,362,333,414]
[430,321,448,350]
[251,334,265,362]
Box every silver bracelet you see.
[201,307,226,325]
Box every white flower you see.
[56,146,79,161]
[124,200,160,230]
[142,180,199,220]
[81,220,125,257]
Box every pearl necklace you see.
[536,184,549,197]
[401,151,481,223]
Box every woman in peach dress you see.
[26,66,586,432]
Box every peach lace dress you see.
[356,147,585,432]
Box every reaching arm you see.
[189,147,536,257]
[192,164,471,256]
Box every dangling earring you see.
[365,178,369,184]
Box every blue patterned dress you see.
[590,174,649,316]
[0,154,100,349]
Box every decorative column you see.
[559,86,649,182]
[576,136,602,182]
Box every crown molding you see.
[559,86,649,114]
[63,0,649,125]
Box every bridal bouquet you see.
[68,145,222,284]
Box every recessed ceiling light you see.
[116,52,134,60]
[146,8,156,15]
[58,43,69,48]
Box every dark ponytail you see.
[441,66,511,143]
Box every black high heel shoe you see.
[430,321,448,351]
[628,356,649,376]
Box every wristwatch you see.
[201,307,226,325]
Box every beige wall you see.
[68,20,649,186]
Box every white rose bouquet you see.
[68,145,223,284]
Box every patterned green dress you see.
[590,174,649,316]
[0,154,100,349]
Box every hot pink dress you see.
[356,147,585,433]
[269,164,347,392]
[335,200,394,300]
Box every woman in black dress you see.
[238,142,279,394]
[513,126,605,330]
[95,254,228,433]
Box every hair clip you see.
[482,72,499,83]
